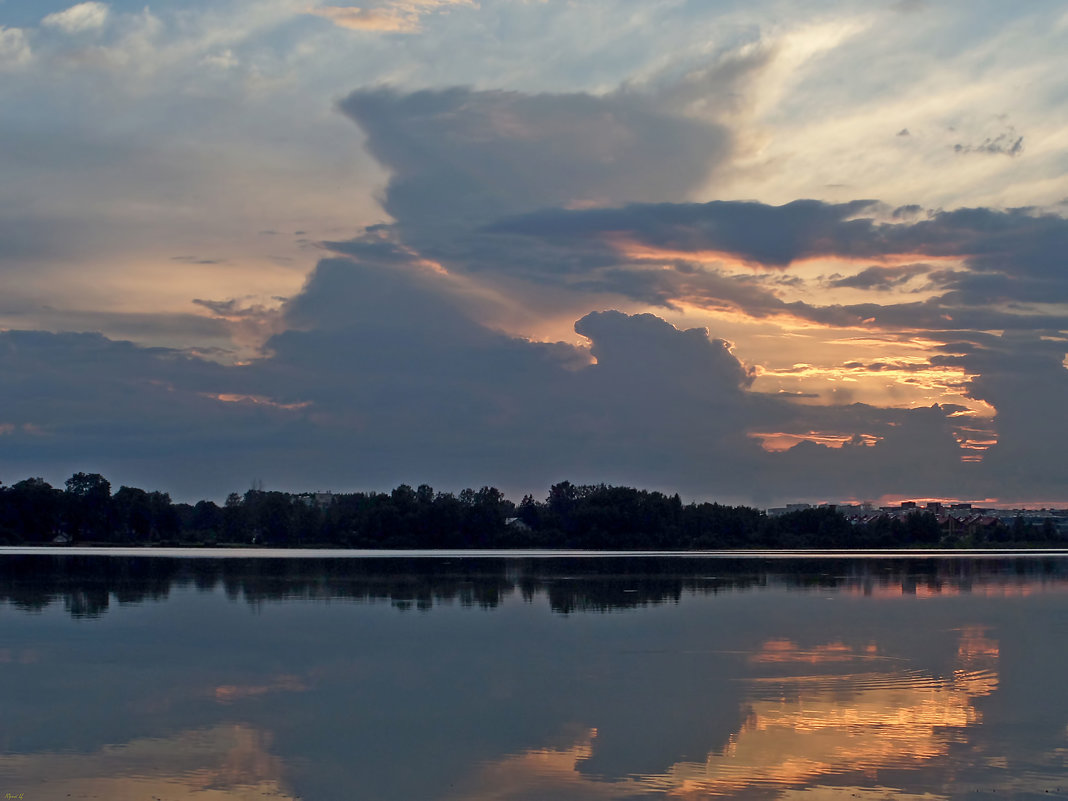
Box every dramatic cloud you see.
[492,200,1068,277]
[328,60,761,319]
[1,0,1066,505]
[930,333,1068,499]
[249,255,772,497]
[337,83,734,232]
[483,199,1068,319]
[0,248,1017,505]
[322,73,1067,504]
[488,199,887,269]
[0,257,767,499]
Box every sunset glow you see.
[0,0,1064,505]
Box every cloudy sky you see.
[2,0,1066,506]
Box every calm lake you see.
[2,550,1067,800]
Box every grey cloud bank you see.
[0,251,1030,505]
[1,1,1066,507]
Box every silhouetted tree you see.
[189,500,223,539]
[223,492,248,543]
[64,472,113,541]
[0,470,1063,552]
[1,478,62,543]
[113,486,152,542]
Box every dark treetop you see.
[0,472,1062,550]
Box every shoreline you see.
[4,546,1068,558]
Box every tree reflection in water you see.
[1,553,1066,800]
[2,553,1068,617]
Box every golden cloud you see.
[307,0,476,33]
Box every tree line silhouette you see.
[0,472,1062,549]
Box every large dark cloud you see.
[4,73,1065,506]
[334,79,1060,332]
[489,199,887,268]
[756,405,977,503]
[0,253,983,504]
[491,199,1068,279]
[252,254,1022,503]
[477,199,1068,335]
[930,333,1068,499]
[328,76,1068,504]
[0,330,246,491]
[339,85,731,232]
[239,257,770,499]
[897,207,1068,278]
[0,256,762,499]
[331,68,759,300]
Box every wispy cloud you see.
[954,130,1024,157]
[41,2,110,34]
[827,264,931,291]
[0,26,31,68]
[306,0,475,33]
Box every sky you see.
[1,0,1067,507]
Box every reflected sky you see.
[443,627,1003,800]
[1,555,1066,800]
[0,724,295,801]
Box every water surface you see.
[1,552,1066,800]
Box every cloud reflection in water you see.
[449,628,998,800]
[0,724,295,801]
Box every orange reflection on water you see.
[449,729,630,801]
[450,629,998,800]
[635,677,992,796]
[774,788,948,800]
[956,626,999,663]
[213,674,309,703]
[844,581,1061,600]
[0,724,296,801]
[750,640,880,664]
[646,630,998,797]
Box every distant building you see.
[297,491,334,509]
[766,503,813,517]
